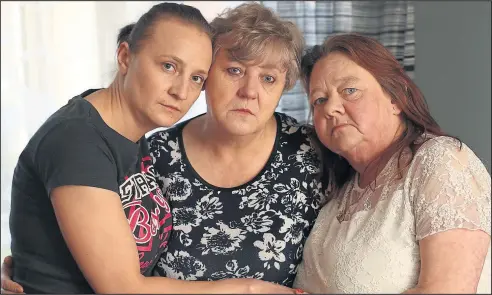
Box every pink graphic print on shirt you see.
[119,155,172,272]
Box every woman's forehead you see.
[312,54,368,80]
[219,47,288,73]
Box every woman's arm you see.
[403,228,489,294]
[51,185,295,294]
[403,139,492,294]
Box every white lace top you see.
[294,136,491,294]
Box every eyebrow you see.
[225,54,284,73]
[159,54,209,76]
[309,88,323,98]
[160,54,184,65]
[309,76,360,96]
[259,64,284,73]
[335,76,360,85]
[193,69,209,76]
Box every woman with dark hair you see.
[293,33,491,294]
[5,2,220,293]
[1,3,317,294]
[2,2,250,293]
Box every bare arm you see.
[403,228,490,294]
[51,185,294,294]
[404,139,491,294]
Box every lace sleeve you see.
[411,137,491,240]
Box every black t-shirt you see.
[9,89,172,293]
[148,113,329,287]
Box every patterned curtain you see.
[261,1,415,124]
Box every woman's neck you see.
[86,78,146,143]
[347,122,405,188]
[192,114,277,159]
[356,148,396,188]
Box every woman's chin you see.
[222,120,261,136]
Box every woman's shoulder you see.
[273,113,327,185]
[33,90,133,149]
[276,112,302,127]
[275,112,326,161]
[146,112,202,143]
[146,117,188,146]
[30,109,105,157]
[146,126,180,145]
[145,118,192,164]
[416,134,462,153]
[410,134,490,181]
[275,112,315,137]
[415,135,476,164]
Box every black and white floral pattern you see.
[148,113,328,287]
[157,250,206,280]
[199,221,246,255]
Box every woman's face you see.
[308,52,402,159]
[119,18,213,130]
[204,47,287,136]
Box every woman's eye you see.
[191,76,205,84]
[227,67,242,75]
[162,62,176,72]
[343,88,357,95]
[312,97,327,106]
[263,75,275,84]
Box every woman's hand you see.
[242,278,298,294]
[0,254,306,294]
[1,256,24,294]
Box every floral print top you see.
[147,112,328,287]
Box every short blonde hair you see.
[210,2,305,91]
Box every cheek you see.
[313,111,330,140]
[207,82,241,108]
[345,103,375,133]
[260,94,281,113]
[137,69,171,100]
[313,108,327,124]
[205,84,230,111]
[185,88,202,104]
[259,84,283,106]
[136,61,157,84]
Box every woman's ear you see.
[391,102,402,115]
[116,42,131,76]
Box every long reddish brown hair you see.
[301,33,461,188]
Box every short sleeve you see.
[411,137,491,240]
[36,120,119,196]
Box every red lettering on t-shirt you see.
[128,206,151,244]
[120,161,172,273]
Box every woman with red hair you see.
[294,33,491,294]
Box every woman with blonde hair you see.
[147,2,325,290]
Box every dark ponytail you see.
[117,23,135,47]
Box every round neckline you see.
[177,112,282,192]
[337,152,398,222]
[353,152,398,191]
